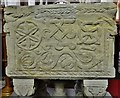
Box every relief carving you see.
[58,53,76,69]
[20,52,36,69]
[37,51,58,70]
[84,86,107,98]
[83,80,108,97]
[5,3,116,78]
[16,21,40,50]
[35,6,76,20]
[13,79,35,96]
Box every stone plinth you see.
[4,3,117,96]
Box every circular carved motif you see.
[78,52,93,63]
[76,52,96,69]
[16,21,40,50]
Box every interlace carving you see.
[4,3,116,78]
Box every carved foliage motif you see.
[84,86,107,97]
[13,79,35,96]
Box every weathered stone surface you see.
[13,79,35,96]
[84,80,108,97]
[4,3,117,79]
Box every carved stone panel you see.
[4,3,117,79]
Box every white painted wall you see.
[101,0,114,2]
[28,0,35,5]
[2,0,20,6]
